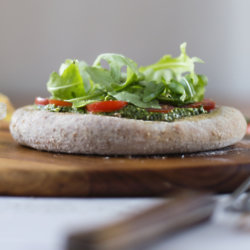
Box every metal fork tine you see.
[242,192,250,212]
[230,176,250,200]
[226,176,250,212]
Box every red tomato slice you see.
[35,97,49,106]
[49,99,72,107]
[86,100,128,113]
[147,105,174,113]
[147,99,215,113]
[186,99,216,111]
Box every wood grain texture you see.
[0,128,250,197]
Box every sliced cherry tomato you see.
[86,100,128,113]
[147,105,174,113]
[49,99,72,107]
[147,99,215,113]
[186,99,216,111]
[35,97,49,106]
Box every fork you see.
[226,176,250,212]
[66,191,215,250]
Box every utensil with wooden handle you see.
[66,191,215,250]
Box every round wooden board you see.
[1,129,250,197]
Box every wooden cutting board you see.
[1,128,250,197]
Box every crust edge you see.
[10,105,247,155]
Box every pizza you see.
[10,43,247,155]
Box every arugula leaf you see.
[71,98,104,108]
[93,53,144,90]
[140,43,206,104]
[141,69,173,84]
[111,90,160,108]
[184,74,207,102]
[85,66,115,92]
[47,63,85,100]
[58,59,92,94]
[59,59,75,75]
[140,81,165,102]
[140,43,202,81]
[158,74,207,105]
[66,88,106,108]
[46,43,207,109]
[77,61,93,93]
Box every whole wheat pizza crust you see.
[10,105,247,155]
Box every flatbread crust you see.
[10,105,247,155]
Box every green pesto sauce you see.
[36,104,86,114]
[36,104,207,122]
[101,105,207,122]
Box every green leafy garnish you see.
[140,43,202,81]
[46,43,207,108]
[47,62,85,100]
[139,43,207,105]
[93,53,144,90]
[111,91,160,109]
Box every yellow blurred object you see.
[0,103,7,120]
[0,93,15,129]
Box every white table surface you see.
[0,195,250,250]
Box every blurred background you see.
[0,0,249,114]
